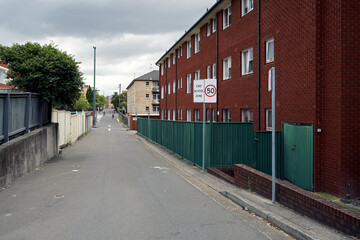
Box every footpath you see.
[131,128,354,240]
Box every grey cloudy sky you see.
[0,0,216,96]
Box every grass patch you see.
[315,192,360,213]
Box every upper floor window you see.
[194,70,200,80]
[173,80,176,93]
[223,57,231,80]
[173,53,176,64]
[212,63,216,79]
[161,86,164,99]
[207,65,211,79]
[187,74,191,93]
[145,93,149,98]
[187,40,191,59]
[194,33,200,53]
[180,45,183,57]
[168,82,171,94]
[212,18,217,32]
[207,22,211,37]
[161,63,164,75]
[242,47,253,75]
[146,81,150,86]
[223,6,231,29]
[242,0,254,16]
[167,58,170,68]
[266,38,274,63]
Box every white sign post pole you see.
[269,67,276,203]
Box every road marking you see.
[153,166,170,171]
[108,128,111,132]
[54,195,64,199]
[72,170,79,172]
[5,213,12,217]
[108,125,111,128]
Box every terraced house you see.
[156,0,360,199]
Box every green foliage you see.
[86,86,94,107]
[0,42,84,108]
[96,93,106,108]
[111,92,120,109]
[73,94,91,111]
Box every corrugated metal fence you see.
[137,119,282,178]
[0,92,50,144]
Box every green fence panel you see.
[182,122,195,164]
[210,123,255,167]
[193,122,204,167]
[255,131,283,179]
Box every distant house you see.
[0,63,9,84]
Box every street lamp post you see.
[118,84,121,112]
[93,46,97,127]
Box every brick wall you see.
[234,164,360,238]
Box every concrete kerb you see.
[135,133,354,240]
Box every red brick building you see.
[156,0,359,198]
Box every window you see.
[206,109,211,122]
[242,0,254,16]
[194,70,200,80]
[194,109,200,122]
[153,94,159,101]
[187,109,191,121]
[212,18,216,32]
[180,77,183,88]
[161,86,164,99]
[207,22,211,36]
[153,105,159,112]
[187,40,191,58]
[145,106,149,111]
[178,109,183,120]
[168,82,171,94]
[161,63,164,75]
[241,109,253,122]
[180,46,183,57]
[167,58,170,68]
[180,109,183,120]
[212,63,216,79]
[173,80,176,93]
[223,57,231,80]
[177,49,180,59]
[168,109,171,120]
[242,47,253,75]
[187,74,191,93]
[173,53,176,65]
[146,81,150,86]
[178,78,180,89]
[266,38,274,63]
[145,94,149,99]
[223,6,231,29]
[207,65,211,79]
[266,109,272,131]
[173,109,176,121]
[223,109,231,122]
[194,33,200,53]
[212,109,216,122]
[161,109,164,120]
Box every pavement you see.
[133,127,355,240]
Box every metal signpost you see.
[268,67,276,203]
[193,79,217,172]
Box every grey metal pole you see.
[118,84,121,111]
[202,102,206,172]
[148,109,150,138]
[271,67,276,203]
[93,46,96,127]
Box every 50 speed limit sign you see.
[204,79,217,103]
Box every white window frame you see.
[146,81,150,86]
[242,47,253,75]
[168,82,171,94]
[180,45,183,57]
[145,93,149,99]
[207,65,211,79]
[187,109,191,121]
[206,109,211,122]
[241,109,253,122]
[168,109,171,120]
[161,109,164,120]
[194,109,200,122]
[145,106,149,111]
[161,86,164,99]
[161,63,164,75]
[173,53,176,65]
[212,63,216,79]
[212,18,216,33]
[242,0,254,16]
[173,109,176,121]
[180,109,183,120]
[223,6,231,29]
[194,33,200,53]
[187,40,191,59]
[223,108,231,122]
[266,38,274,63]
[180,77,183,88]
[173,80,176,93]
[223,57,231,80]
[207,22,211,37]
[187,74,191,93]
[266,109,272,131]
[194,70,200,80]
[167,58,170,68]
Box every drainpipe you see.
[175,51,178,120]
[257,0,261,130]
[216,13,219,122]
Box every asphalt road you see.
[0,109,290,240]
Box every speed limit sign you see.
[204,79,217,103]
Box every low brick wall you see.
[234,164,360,238]
[207,167,235,184]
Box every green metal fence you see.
[137,119,283,178]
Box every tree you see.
[96,93,106,109]
[0,42,84,108]
[119,92,127,112]
[111,92,120,110]
[86,86,94,107]
[73,94,91,111]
